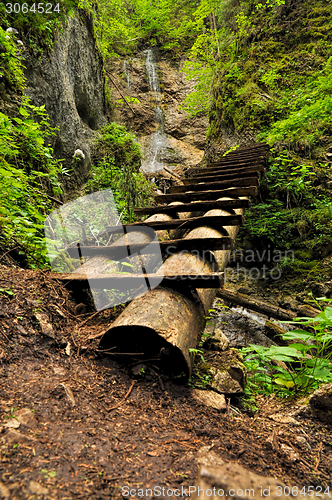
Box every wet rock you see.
[193,462,315,500]
[309,383,332,412]
[192,389,227,411]
[208,350,246,395]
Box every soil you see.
[0,264,332,500]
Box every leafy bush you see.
[241,298,332,397]
[85,123,154,222]
[0,98,67,266]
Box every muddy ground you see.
[0,264,332,499]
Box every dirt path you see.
[0,265,331,499]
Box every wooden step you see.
[206,154,267,167]
[190,165,265,179]
[183,171,260,185]
[104,214,244,233]
[50,272,224,289]
[155,186,257,203]
[134,198,250,216]
[169,177,259,194]
[222,143,269,154]
[66,236,232,259]
[196,157,266,172]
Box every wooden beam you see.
[190,165,265,179]
[104,214,244,233]
[66,236,232,258]
[169,177,259,194]
[50,272,224,289]
[134,198,250,216]
[183,171,260,186]
[155,186,257,203]
[196,158,266,172]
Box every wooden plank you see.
[155,186,257,203]
[134,198,250,216]
[196,157,266,172]
[169,177,259,194]
[105,214,244,233]
[66,237,232,258]
[50,272,224,289]
[183,171,260,185]
[190,165,265,179]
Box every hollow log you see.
[99,198,244,379]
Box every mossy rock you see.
[208,349,247,396]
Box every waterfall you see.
[141,49,169,174]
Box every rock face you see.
[24,12,108,198]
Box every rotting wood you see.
[217,289,296,321]
[155,186,258,203]
[170,177,259,193]
[217,289,321,321]
[134,199,250,216]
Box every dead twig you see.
[108,380,135,411]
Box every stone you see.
[34,312,54,338]
[309,383,332,411]
[0,481,10,499]
[295,435,311,450]
[208,350,246,395]
[193,462,319,500]
[279,443,299,462]
[209,328,229,351]
[29,481,49,496]
[15,408,37,428]
[268,413,300,426]
[192,389,227,411]
[196,446,225,467]
[25,13,107,197]
[4,429,36,445]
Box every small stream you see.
[208,301,293,349]
[140,49,170,174]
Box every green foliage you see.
[0,0,85,54]
[241,298,332,397]
[0,26,26,92]
[85,123,154,221]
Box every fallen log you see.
[217,289,321,321]
[217,289,296,321]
